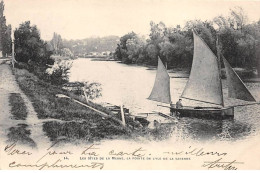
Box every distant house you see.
[89,52,98,56]
[87,52,101,57]
[101,51,111,56]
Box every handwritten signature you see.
[202,158,243,170]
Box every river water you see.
[70,58,260,142]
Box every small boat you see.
[148,31,258,120]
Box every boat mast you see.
[216,34,225,107]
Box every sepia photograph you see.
[0,0,260,170]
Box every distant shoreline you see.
[74,57,259,81]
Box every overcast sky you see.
[4,0,260,40]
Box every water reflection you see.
[156,117,253,142]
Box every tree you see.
[257,41,260,77]
[149,21,166,45]
[213,15,230,29]
[185,20,216,53]
[147,21,167,64]
[165,30,193,67]
[114,7,259,72]
[146,44,158,65]
[114,32,137,63]
[0,0,12,57]
[61,48,74,57]
[229,6,248,31]
[159,40,174,68]
[50,32,63,55]
[213,7,256,68]
[14,21,54,71]
[255,20,260,77]
[126,35,146,63]
[2,24,11,56]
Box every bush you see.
[45,60,73,85]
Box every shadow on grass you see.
[7,124,36,148]
[9,93,27,120]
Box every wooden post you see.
[216,34,225,107]
[12,41,15,68]
[82,87,89,103]
[11,29,17,68]
[120,105,126,126]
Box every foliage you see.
[50,32,63,55]
[45,60,73,85]
[114,7,260,72]
[60,48,74,57]
[114,32,137,63]
[81,81,102,102]
[14,21,73,85]
[64,81,102,102]
[0,1,12,57]
[14,21,54,67]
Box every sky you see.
[3,0,260,40]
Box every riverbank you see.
[13,65,174,145]
[1,59,175,149]
[13,67,136,144]
[51,55,77,61]
[112,58,258,80]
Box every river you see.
[70,58,260,142]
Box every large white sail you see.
[181,32,224,106]
[148,57,171,104]
[223,56,256,102]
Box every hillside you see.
[62,35,120,56]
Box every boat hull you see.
[170,106,234,120]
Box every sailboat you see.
[148,31,257,120]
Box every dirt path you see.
[0,63,51,149]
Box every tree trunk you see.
[257,42,260,77]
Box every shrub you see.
[45,60,73,85]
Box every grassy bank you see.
[13,68,134,143]
[7,124,36,147]
[8,93,36,146]
[9,93,28,120]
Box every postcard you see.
[0,0,260,170]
